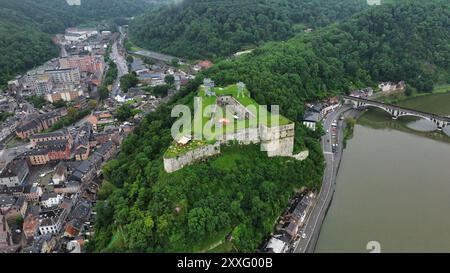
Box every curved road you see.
[295,105,351,253]
[110,28,128,98]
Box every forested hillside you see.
[89,0,450,253]
[129,0,369,59]
[0,0,162,87]
[87,79,325,253]
[203,0,450,121]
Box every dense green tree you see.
[120,73,139,92]
[115,104,140,122]
[98,86,110,100]
[164,75,175,85]
[152,85,170,97]
[129,0,369,59]
[26,95,48,109]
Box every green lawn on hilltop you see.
[165,84,291,158]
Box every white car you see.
[302,233,307,239]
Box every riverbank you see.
[316,92,450,252]
[304,107,362,252]
[294,105,352,253]
[374,84,450,104]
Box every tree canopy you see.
[129,0,370,59]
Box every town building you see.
[16,109,67,139]
[23,215,40,241]
[69,160,96,183]
[0,159,29,187]
[303,111,320,131]
[26,140,71,165]
[41,192,63,208]
[0,214,13,251]
[24,184,43,202]
[59,55,105,74]
[94,141,117,162]
[379,81,406,93]
[53,181,80,194]
[52,162,68,185]
[0,195,16,213]
[30,129,73,148]
[4,196,28,221]
[64,28,98,43]
[45,87,85,103]
[38,207,70,235]
[86,111,114,131]
[45,68,81,85]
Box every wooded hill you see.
[203,0,450,121]
[129,0,370,59]
[88,0,450,253]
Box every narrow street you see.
[110,29,128,98]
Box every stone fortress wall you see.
[164,123,299,173]
[163,142,221,173]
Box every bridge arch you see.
[396,112,432,122]
[354,103,394,117]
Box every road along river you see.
[316,92,450,253]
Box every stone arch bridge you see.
[343,96,450,131]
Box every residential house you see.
[0,186,24,198]
[41,192,63,208]
[38,207,70,235]
[23,215,40,241]
[303,111,320,131]
[379,81,406,93]
[86,111,114,131]
[69,160,96,183]
[194,60,213,71]
[24,184,43,202]
[4,196,28,221]
[53,181,81,194]
[94,141,117,162]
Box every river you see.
[316,92,450,253]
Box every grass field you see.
[165,84,291,158]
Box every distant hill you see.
[203,0,450,121]
[129,0,370,59]
[0,0,163,87]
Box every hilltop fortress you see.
[163,80,307,173]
